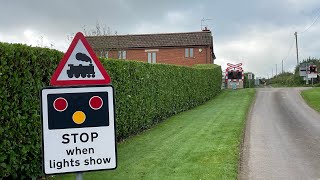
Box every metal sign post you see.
[306,64,309,85]
[248,73,252,88]
[76,172,83,180]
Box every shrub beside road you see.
[62,89,256,180]
[301,88,320,112]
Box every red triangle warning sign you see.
[50,32,111,86]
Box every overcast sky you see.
[1,0,320,78]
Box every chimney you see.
[202,27,210,31]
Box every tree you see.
[82,21,115,36]
[66,21,116,44]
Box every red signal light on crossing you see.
[89,96,103,110]
[310,66,316,73]
[53,97,68,112]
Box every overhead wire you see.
[295,8,320,66]
[282,39,295,61]
[273,8,320,78]
[299,8,320,34]
[275,38,295,75]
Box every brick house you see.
[86,30,216,66]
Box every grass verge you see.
[301,88,320,112]
[59,89,256,180]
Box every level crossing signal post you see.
[225,63,244,89]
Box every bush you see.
[0,43,222,178]
[103,60,221,139]
[269,72,297,86]
[0,43,62,179]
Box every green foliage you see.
[101,60,222,139]
[0,43,63,179]
[193,64,220,69]
[243,73,255,88]
[268,72,298,86]
[0,43,221,179]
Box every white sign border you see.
[40,85,117,175]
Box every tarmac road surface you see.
[239,88,320,180]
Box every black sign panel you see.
[47,92,109,130]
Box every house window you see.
[123,51,126,59]
[190,48,193,57]
[105,51,109,58]
[118,51,126,59]
[185,48,194,58]
[100,50,104,57]
[148,52,156,63]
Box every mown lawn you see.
[301,88,320,112]
[59,89,255,180]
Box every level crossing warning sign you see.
[50,32,111,86]
[41,85,117,174]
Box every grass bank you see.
[301,88,320,112]
[60,89,256,180]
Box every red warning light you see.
[89,96,103,110]
[53,97,68,112]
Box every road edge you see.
[237,89,257,180]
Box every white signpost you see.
[248,73,252,88]
[307,73,317,79]
[299,66,307,77]
[41,86,117,175]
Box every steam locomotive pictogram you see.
[67,53,96,78]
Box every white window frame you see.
[122,51,126,59]
[148,52,156,63]
[118,50,127,59]
[105,51,109,58]
[190,48,193,57]
[185,48,194,58]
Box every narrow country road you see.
[240,88,320,180]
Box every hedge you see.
[268,72,298,86]
[0,42,221,178]
[102,60,221,140]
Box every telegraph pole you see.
[276,64,277,76]
[294,32,299,65]
[282,60,284,74]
